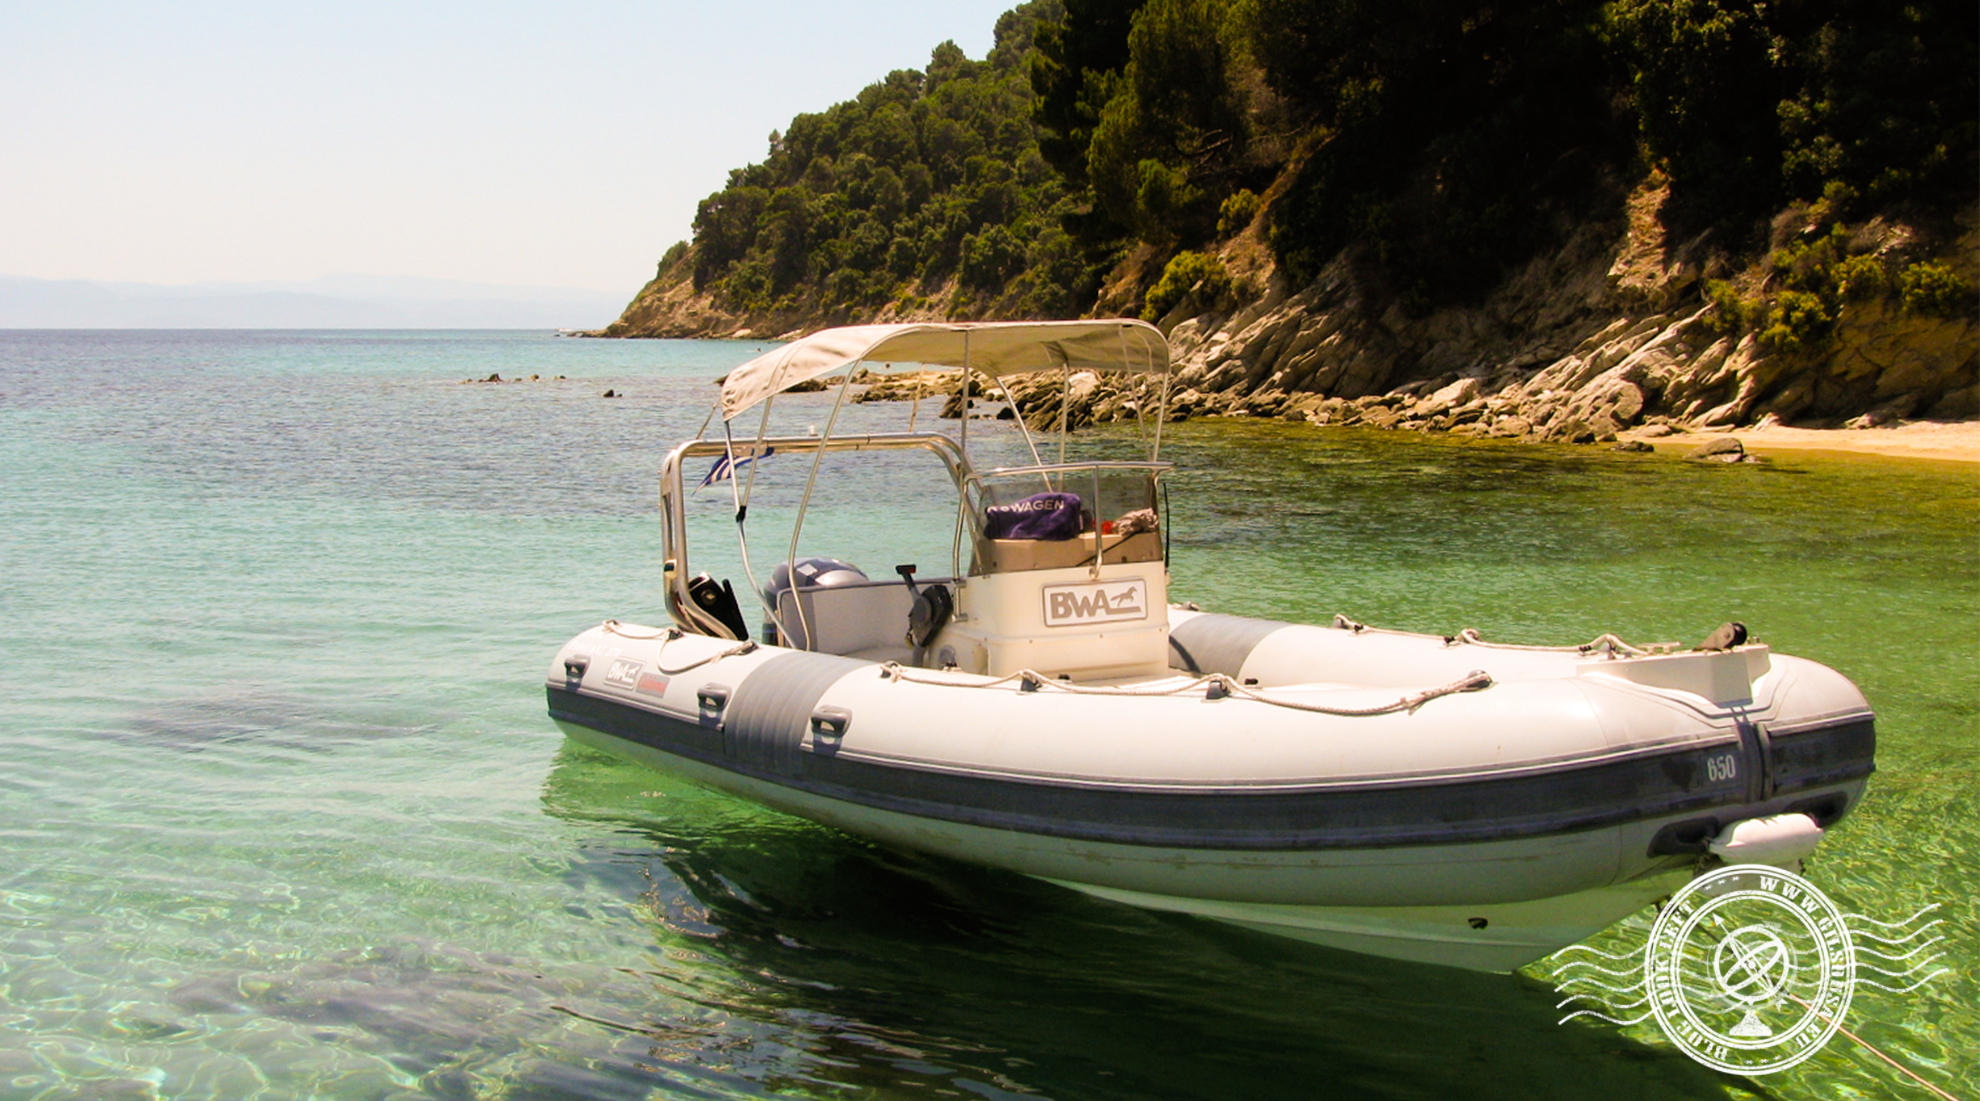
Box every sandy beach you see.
[1626,419,1980,464]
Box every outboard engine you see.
[761,557,868,648]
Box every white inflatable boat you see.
[546,320,1874,971]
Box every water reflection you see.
[539,743,1733,1100]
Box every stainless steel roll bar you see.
[659,437,1175,637]
[658,433,976,638]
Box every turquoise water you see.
[0,330,1973,1100]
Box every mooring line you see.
[1787,993,1963,1101]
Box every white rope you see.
[875,662,1493,717]
[1001,374,1046,466]
[1329,614,1652,658]
[723,421,789,644]
[1453,627,1650,657]
[692,402,718,442]
[601,621,758,673]
[599,620,677,641]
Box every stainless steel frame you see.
[658,433,976,639]
[962,461,1174,581]
[660,437,1178,637]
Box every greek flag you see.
[698,446,774,489]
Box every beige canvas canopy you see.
[718,319,1169,421]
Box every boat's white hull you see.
[559,717,1689,970]
[548,613,1872,971]
[553,723,1838,971]
[1053,875,1693,972]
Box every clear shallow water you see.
[0,330,1973,1100]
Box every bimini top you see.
[719,319,1169,421]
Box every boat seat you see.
[973,530,1161,574]
[773,578,952,657]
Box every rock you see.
[1696,401,1740,427]
[1606,173,1702,310]
[853,370,954,403]
[1686,436,1745,461]
[1415,376,1482,419]
[1447,399,1489,425]
[602,389,617,398]
[1558,419,1598,444]
[486,373,502,382]
[1611,440,1655,452]
[1927,383,1978,419]
[1636,423,1677,438]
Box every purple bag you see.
[983,492,1086,540]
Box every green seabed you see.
[0,331,1972,1100]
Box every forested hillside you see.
[608,3,1091,335]
[600,0,1974,427]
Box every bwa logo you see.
[1042,579,1148,626]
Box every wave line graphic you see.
[1558,992,1649,1011]
[1850,920,1945,947]
[1548,943,1640,963]
[1550,960,1646,981]
[1844,904,1940,930]
[1857,969,1953,996]
[1857,935,1946,963]
[1558,1009,1655,1026]
[1857,953,1948,981]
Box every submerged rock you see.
[1686,436,1747,462]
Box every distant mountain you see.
[0,274,628,329]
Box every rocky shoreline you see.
[1135,186,1975,447]
[600,182,1976,457]
[842,363,1979,464]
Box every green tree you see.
[1609,0,1783,215]
[1240,0,1628,300]
[1084,0,1248,245]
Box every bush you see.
[1759,289,1831,351]
[1831,254,1886,301]
[657,240,690,278]
[1701,279,1754,334]
[1898,262,1971,319]
[1217,189,1260,237]
[1142,250,1231,320]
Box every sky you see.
[0,0,1025,296]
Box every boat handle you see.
[697,684,731,711]
[810,706,852,738]
[563,655,589,681]
[1647,816,1720,856]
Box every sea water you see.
[0,330,1972,1100]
